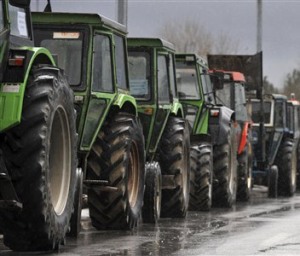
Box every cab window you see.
[169,54,177,99]
[0,1,4,31]
[128,50,151,101]
[157,55,170,103]
[114,34,127,90]
[8,3,29,38]
[92,34,113,92]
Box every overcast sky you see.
[31,0,300,89]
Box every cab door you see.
[148,52,173,154]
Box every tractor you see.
[127,38,190,223]
[287,96,300,189]
[211,70,253,201]
[0,0,77,251]
[208,53,297,198]
[249,94,297,197]
[175,53,237,209]
[32,11,145,234]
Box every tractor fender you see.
[238,122,251,155]
[113,93,137,115]
[190,133,212,145]
[210,106,235,146]
[0,48,57,132]
[170,101,184,117]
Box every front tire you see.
[0,66,77,251]
[87,112,145,230]
[142,162,162,224]
[236,142,252,202]
[159,117,190,218]
[276,138,297,196]
[189,142,213,211]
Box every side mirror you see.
[9,0,30,8]
[210,73,224,90]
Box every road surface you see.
[1,186,300,255]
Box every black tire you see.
[212,125,237,208]
[276,138,297,196]
[0,66,77,251]
[189,142,213,211]
[142,162,162,224]
[159,117,190,218]
[68,168,83,237]
[268,165,278,198]
[236,142,252,202]
[86,112,145,230]
[296,140,300,190]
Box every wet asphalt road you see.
[1,186,300,255]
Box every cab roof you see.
[212,70,246,82]
[32,12,127,35]
[175,53,209,69]
[127,37,175,52]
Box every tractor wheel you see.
[159,117,190,218]
[296,141,300,190]
[87,112,145,230]
[236,142,252,202]
[68,168,83,237]
[189,142,213,211]
[142,162,162,224]
[0,66,77,251]
[268,165,278,198]
[276,138,297,196]
[212,125,237,208]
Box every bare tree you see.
[159,18,240,57]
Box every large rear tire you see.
[212,125,237,208]
[276,138,297,196]
[87,112,145,230]
[0,66,77,251]
[189,142,213,211]
[159,117,190,218]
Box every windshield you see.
[34,28,84,88]
[287,104,294,131]
[0,1,4,31]
[274,100,285,128]
[175,60,200,100]
[9,4,29,38]
[251,100,272,125]
[128,50,151,101]
[235,83,248,121]
[215,82,231,107]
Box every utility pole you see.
[257,0,262,52]
[116,0,128,28]
[257,0,265,164]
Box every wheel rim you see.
[49,106,71,215]
[127,141,139,208]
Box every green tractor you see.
[212,70,253,201]
[32,12,145,232]
[0,0,77,251]
[175,54,237,209]
[127,38,190,223]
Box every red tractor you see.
[211,70,253,201]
